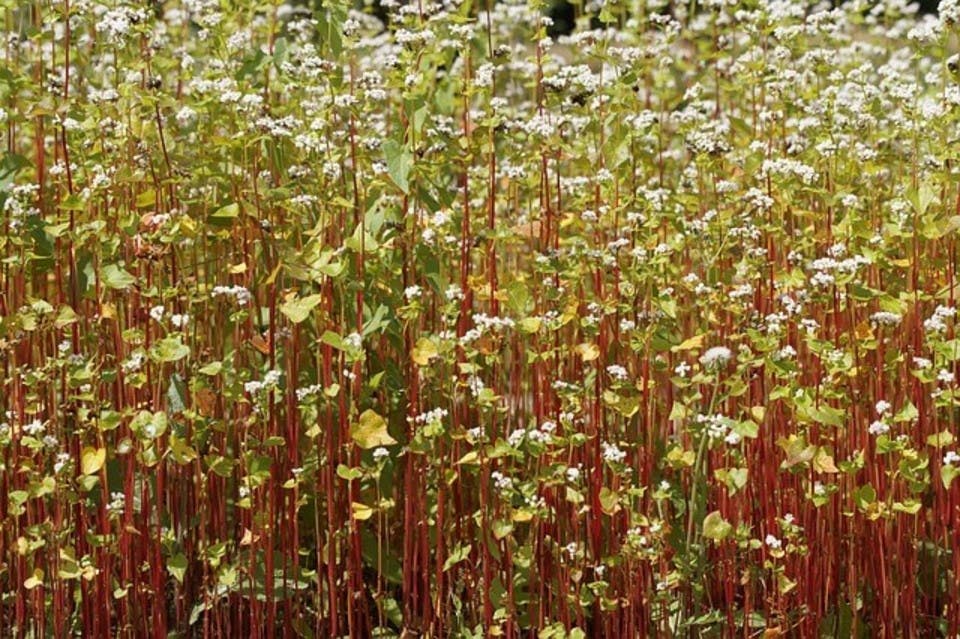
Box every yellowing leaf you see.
[813,448,839,474]
[599,486,620,515]
[352,502,374,520]
[511,509,534,522]
[411,337,438,366]
[576,342,600,362]
[350,409,397,449]
[24,569,44,590]
[666,446,696,468]
[81,447,106,476]
[671,334,705,353]
[702,510,733,541]
[518,317,542,333]
[854,321,874,341]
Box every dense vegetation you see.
[3,0,960,636]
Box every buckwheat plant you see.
[2,0,960,636]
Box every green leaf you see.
[167,373,187,413]
[854,484,877,510]
[320,330,344,350]
[350,409,397,449]
[59,194,86,211]
[336,464,363,480]
[150,335,190,363]
[199,361,222,376]
[135,189,157,208]
[927,430,954,448]
[208,202,240,227]
[491,520,514,540]
[167,553,188,584]
[732,420,759,439]
[442,542,471,571]
[383,139,412,194]
[942,465,960,489]
[103,264,136,290]
[894,401,919,423]
[280,293,323,324]
[805,404,845,427]
[893,500,922,515]
[131,410,168,440]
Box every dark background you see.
[540,0,941,39]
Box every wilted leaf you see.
[813,448,838,474]
[576,342,600,362]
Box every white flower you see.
[601,441,626,464]
[491,471,512,490]
[24,419,45,436]
[212,285,252,306]
[54,452,71,473]
[171,313,190,328]
[944,451,960,466]
[175,106,197,126]
[606,364,628,381]
[868,420,889,436]
[404,285,422,300]
[765,534,782,550]
[699,346,733,370]
[875,400,891,416]
[373,447,390,461]
[870,312,901,327]
[508,429,526,447]
[106,492,126,514]
[149,305,165,322]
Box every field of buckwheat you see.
[5,0,960,636]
